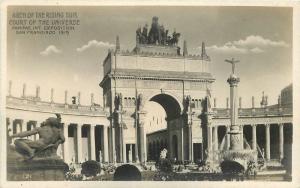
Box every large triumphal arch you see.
[100,17,214,163]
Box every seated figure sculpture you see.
[9,114,65,160]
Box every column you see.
[207,126,213,153]
[22,83,26,98]
[252,96,255,108]
[16,120,22,133]
[226,126,230,150]
[91,93,94,105]
[78,92,81,105]
[89,125,96,160]
[226,97,229,109]
[76,124,82,163]
[279,123,284,160]
[6,117,12,136]
[139,123,145,163]
[103,126,109,162]
[22,119,28,140]
[252,124,257,150]
[63,123,69,163]
[181,127,184,161]
[188,124,193,161]
[35,121,41,140]
[265,124,270,161]
[50,88,54,103]
[240,125,244,149]
[21,119,27,132]
[123,135,127,163]
[213,126,218,151]
[109,123,116,163]
[118,124,124,163]
[129,144,133,163]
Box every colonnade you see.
[6,117,109,164]
[209,123,287,161]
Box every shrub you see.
[113,164,142,181]
[156,158,173,173]
[81,160,101,177]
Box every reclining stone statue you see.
[9,114,65,160]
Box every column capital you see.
[251,124,257,127]
[89,124,96,128]
[138,121,145,128]
[279,123,284,127]
[265,124,270,128]
[62,122,71,127]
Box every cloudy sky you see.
[7,6,292,107]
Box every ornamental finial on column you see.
[225,58,240,86]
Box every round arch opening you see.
[149,93,182,120]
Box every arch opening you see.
[145,93,182,162]
[149,94,182,120]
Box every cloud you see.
[228,35,289,48]
[206,44,248,54]
[40,45,62,56]
[76,40,115,52]
[250,47,264,53]
[206,35,288,54]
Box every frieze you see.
[212,116,292,126]
[116,79,184,90]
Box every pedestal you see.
[7,158,68,181]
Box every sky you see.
[7,6,293,108]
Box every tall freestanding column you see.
[279,123,284,160]
[226,58,242,150]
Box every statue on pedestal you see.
[7,114,68,181]
[9,114,65,160]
